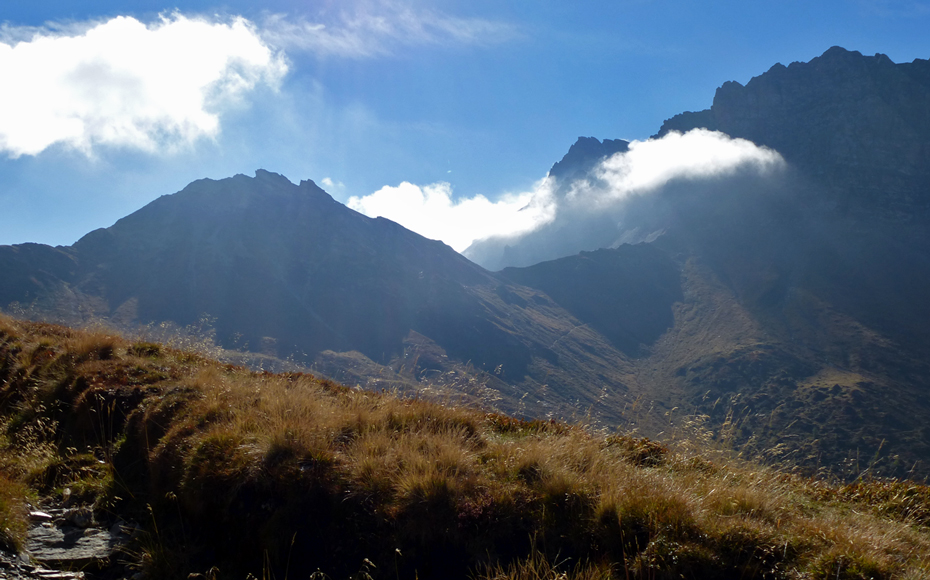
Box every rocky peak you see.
[658,47,930,218]
[548,136,629,182]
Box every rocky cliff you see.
[495,47,930,476]
[659,46,930,220]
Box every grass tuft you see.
[0,312,928,579]
[0,474,28,552]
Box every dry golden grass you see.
[0,473,29,552]
[475,544,613,580]
[0,312,929,579]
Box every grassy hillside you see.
[0,170,643,432]
[0,314,929,579]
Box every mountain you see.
[656,47,930,344]
[547,136,630,182]
[465,136,637,271]
[3,47,930,477]
[497,47,930,476]
[0,170,642,424]
[659,46,930,221]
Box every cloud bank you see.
[0,14,286,157]
[347,181,556,252]
[348,130,785,265]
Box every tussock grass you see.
[0,312,928,579]
[0,473,29,552]
[475,544,612,580]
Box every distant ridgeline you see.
[3,47,930,478]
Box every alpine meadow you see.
[1,4,930,579]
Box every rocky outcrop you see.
[26,508,137,573]
[659,46,930,219]
[547,136,629,183]
[0,551,85,579]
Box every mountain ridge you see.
[3,46,930,476]
[494,46,930,476]
[0,169,643,426]
[658,46,930,220]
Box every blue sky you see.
[2,0,929,248]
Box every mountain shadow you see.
[0,170,641,424]
[501,244,682,355]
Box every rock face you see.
[493,47,930,476]
[659,46,930,220]
[547,136,630,183]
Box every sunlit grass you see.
[0,312,928,579]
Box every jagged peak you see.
[253,169,294,185]
[548,136,629,180]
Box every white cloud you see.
[260,2,518,58]
[569,129,785,206]
[0,14,287,157]
[347,180,555,252]
[321,177,345,190]
[346,130,783,258]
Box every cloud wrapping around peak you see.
[0,14,287,157]
[347,180,556,252]
[348,130,786,267]
[466,129,787,268]
[592,129,784,201]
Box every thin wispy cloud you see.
[260,2,519,58]
[321,177,346,191]
[0,13,286,158]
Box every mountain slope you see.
[2,314,928,579]
[0,170,640,423]
[3,47,930,476]
[500,244,682,356]
[497,47,930,476]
